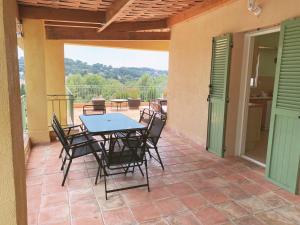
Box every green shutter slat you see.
[266,18,300,194]
[207,33,232,158]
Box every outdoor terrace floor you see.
[27,109,300,225]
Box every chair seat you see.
[69,134,94,144]
[72,141,101,158]
[102,143,143,166]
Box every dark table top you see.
[79,113,145,134]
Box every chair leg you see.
[104,170,108,200]
[59,147,64,158]
[61,156,67,171]
[137,164,144,177]
[145,158,150,192]
[95,165,101,185]
[62,159,72,186]
[154,146,164,170]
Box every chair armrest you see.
[63,124,84,134]
[66,131,90,139]
[70,139,99,149]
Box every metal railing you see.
[21,95,27,132]
[67,85,166,103]
[47,89,75,127]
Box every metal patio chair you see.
[52,117,102,186]
[145,113,167,170]
[95,131,150,200]
[53,113,87,158]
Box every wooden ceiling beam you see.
[45,27,170,40]
[167,0,237,27]
[44,19,169,31]
[45,21,99,29]
[98,0,136,32]
[107,20,168,32]
[18,5,106,24]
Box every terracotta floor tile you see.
[256,210,295,225]
[217,201,249,219]
[166,182,195,197]
[275,205,300,224]
[166,211,201,225]
[70,199,100,219]
[155,197,187,216]
[221,185,251,201]
[258,192,289,209]
[122,188,151,206]
[200,189,230,205]
[39,205,70,224]
[140,218,169,225]
[237,196,272,213]
[148,187,173,200]
[41,192,68,208]
[131,203,161,222]
[98,194,126,211]
[25,124,300,225]
[72,215,104,225]
[239,182,268,196]
[234,215,264,225]
[180,193,207,210]
[69,188,95,203]
[194,206,229,225]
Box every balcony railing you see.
[67,85,166,103]
[21,95,27,132]
[47,88,75,127]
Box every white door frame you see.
[235,26,280,164]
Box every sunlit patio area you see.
[27,110,300,225]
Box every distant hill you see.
[18,57,168,83]
[64,58,168,82]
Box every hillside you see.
[18,57,168,83]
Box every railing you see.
[21,95,27,132]
[67,85,166,103]
[47,89,75,127]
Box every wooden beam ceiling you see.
[19,5,106,24]
[97,0,136,32]
[44,19,168,31]
[46,26,170,40]
[168,0,237,26]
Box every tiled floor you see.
[27,110,300,225]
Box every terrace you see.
[2,0,300,225]
[26,117,300,225]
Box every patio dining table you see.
[79,113,146,135]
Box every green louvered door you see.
[266,19,300,193]
[206,34,232,157]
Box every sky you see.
[18,45,169,70]
[65,45,169,70]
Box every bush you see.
[127,87,140,99]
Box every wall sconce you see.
[248,0,262,16]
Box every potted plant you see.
[127,88,141,109]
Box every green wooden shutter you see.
[266,18,300,193]
[206,34,232,157]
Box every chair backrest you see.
[147,113,167,145]
[103,131,148,165]
[83,104,106,115]
[51,116,70,151]
[139,108,155,126]
[52,113,67,137]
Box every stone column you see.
[0,0,28,224]
[23,19,50,143]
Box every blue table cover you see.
[79,113,145,134]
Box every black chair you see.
[53,113,88,158]
[52,117,102,186]
[83,104,106,115]
[96,131,150,200]
[145,113,167,170]
[139,108,155,127]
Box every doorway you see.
[237,28,280,166]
